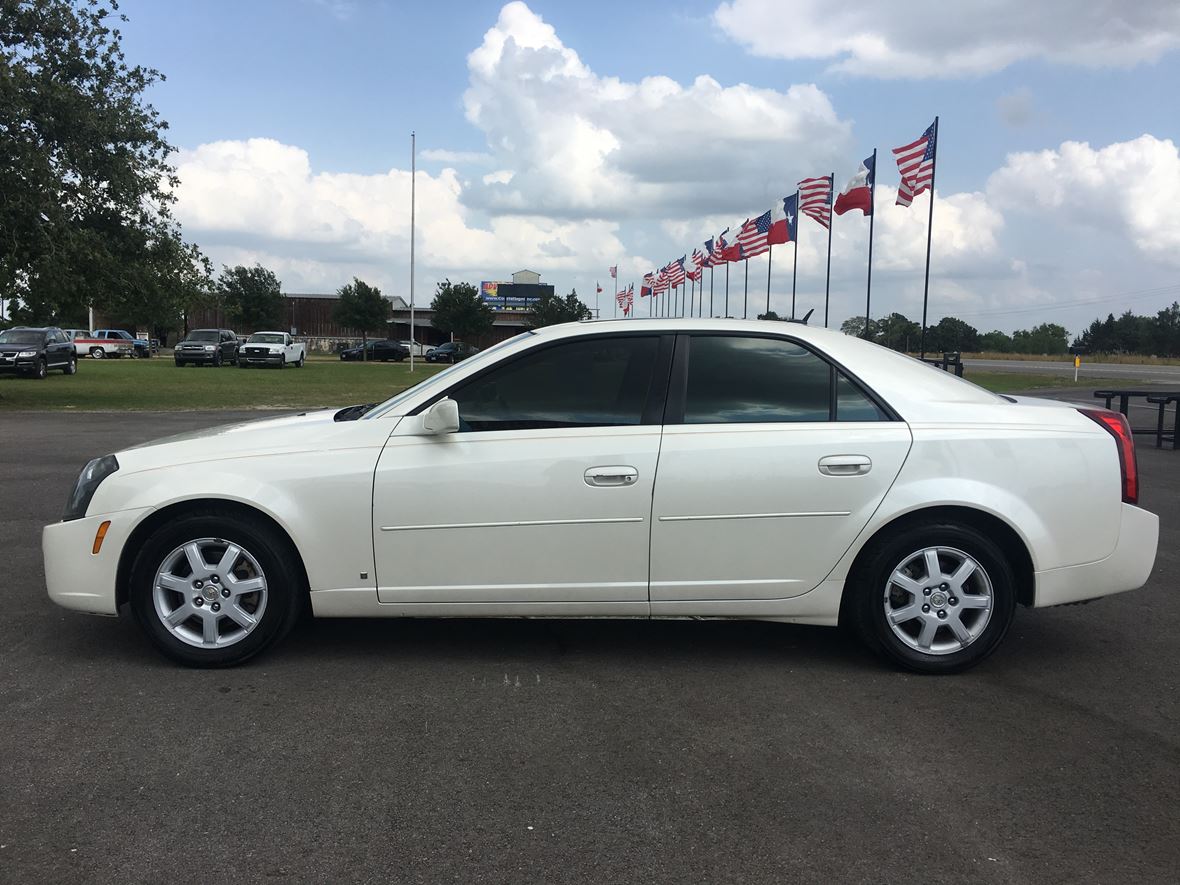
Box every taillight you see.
[1079,408,1138,505]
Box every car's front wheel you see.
[63,355,77,375]
[129,510,305,667]
[90,347,105,359]
[847,521,1017,674]
[31,358,48,379]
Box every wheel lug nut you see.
[221,588,230,598]
[923,588,931,596]
[193,580,203,589]
[211,575,220,583]
[940,583,948,590]
[922,604,930,613]
[937,610,947,619]
[193,596,204,606]
[950,597,958,606]
[211,602,221,612]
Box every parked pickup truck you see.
[238,331,306,368]
[70,330,137,359]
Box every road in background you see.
[965,358,1180,382]
[3,410,1178,883]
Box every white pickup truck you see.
[237,331,306,368]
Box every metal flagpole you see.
[409,131,416,373]
[865,148,877,338]
[709,265,714,317]
[919,116,939,359]
[824,172,834,328]
[791,189,799,319]
[724,263,730,317]
[766,244,773,317]
[743,259,749,319]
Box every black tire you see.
[296,354,304,368]
[213,352,222,368]
[238,359,248,368]
[63,355,77,375]
[91,347,105,360]
[128,508,306,667]
[846,520,1017,674]
[174,360,184,367]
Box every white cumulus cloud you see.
[714,0,1180,78]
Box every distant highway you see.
[964,358,1180,383]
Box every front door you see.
[649,334,912,606]
[372,333,671,610]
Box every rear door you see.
[649,333,912,606]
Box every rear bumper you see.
[1034,503,1159,607]
[43,508,152,615]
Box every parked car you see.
[239,332,306,368]
[42,319,1159,670]
[70,330,134,359]
[89,329,151,358]
[339,339,408,362]
[174,329,239,367]
[0,326,77,378]
[398,340,432,358]
[424,341,478,363]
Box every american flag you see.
[893,120,937,207]
[704,235,725,267]
[689,248,706,281]
[798,176,833,229]
[615,284,633,315]
[653,268,669,294]
[666,257,686,287]
[736,211,772,259]
[609,265,617,279]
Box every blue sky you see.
[118,0,1180,334]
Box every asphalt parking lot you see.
[2,409,1178,884]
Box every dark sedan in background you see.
[174,329,240,367]
[0,327,77,379]
[339,339,409,362]
[424,341,479,363]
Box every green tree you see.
[333,277,389,360]
[877,313,921,352]
[756,310,784,321]
[840,316,881,340]
[220,264,282,332]
[530,288,591,327]
[980,330,1014,353]
[1012,322,1069,355]
[925,316,980,353]
[2,0,201,325]
[431,279,494,341]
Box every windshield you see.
[249,333,285,344]
[0,329,44,344]
[186,330,219,342]
[364,331,534,419]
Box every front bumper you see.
[241,350,283,365]
[1034,503,1159,607]
[175,350,219,363]
[0,356,38,373]
[43,508,153,615]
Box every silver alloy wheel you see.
[152,537,268,649]
[883,545,994,656]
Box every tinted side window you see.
[684,336,832,424]
[836,372,887,421]
[450,336,660,432]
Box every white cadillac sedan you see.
[44,319,1158,672]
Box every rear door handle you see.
[584,465,639,487]
[818,455,872,476]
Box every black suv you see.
[175,329,239,366]
[0,327,77,379]
[339,339,409,362]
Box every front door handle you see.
[584,465,639,487]
[818,455,872,476]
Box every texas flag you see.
[721,224,744,262]
[834,154,875,216]
[641,272,653,298]
[768,194,798,245]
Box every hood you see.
[122,409,339,453]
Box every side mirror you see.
[420,398,460,435]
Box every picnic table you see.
[1093,388,1180,450]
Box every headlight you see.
[63,455,119,521]
[17,350,36,358]
[203,345,215,352]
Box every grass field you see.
[0,355,445,411]
[0,353,1129,411]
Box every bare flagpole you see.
[919,116,940,359]
[765,244,773,317]
[743,259,749,319]
[824,172,834,328]
[709,265,714,317]
[725,262,730,317]
[790,188,799,319]
[409,131,416,373]
[864,148,878,338]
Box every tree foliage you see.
[431,279,493,341]
[841,313,1068,355]
[333,277,388,359]
[220,264,282,331]
[2,0,207,327]
[530,288,591,327]
[1073,305,1180,357]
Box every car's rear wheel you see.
[90,347,105,359]
[129,511,305,667]
[847,521,1016,674]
